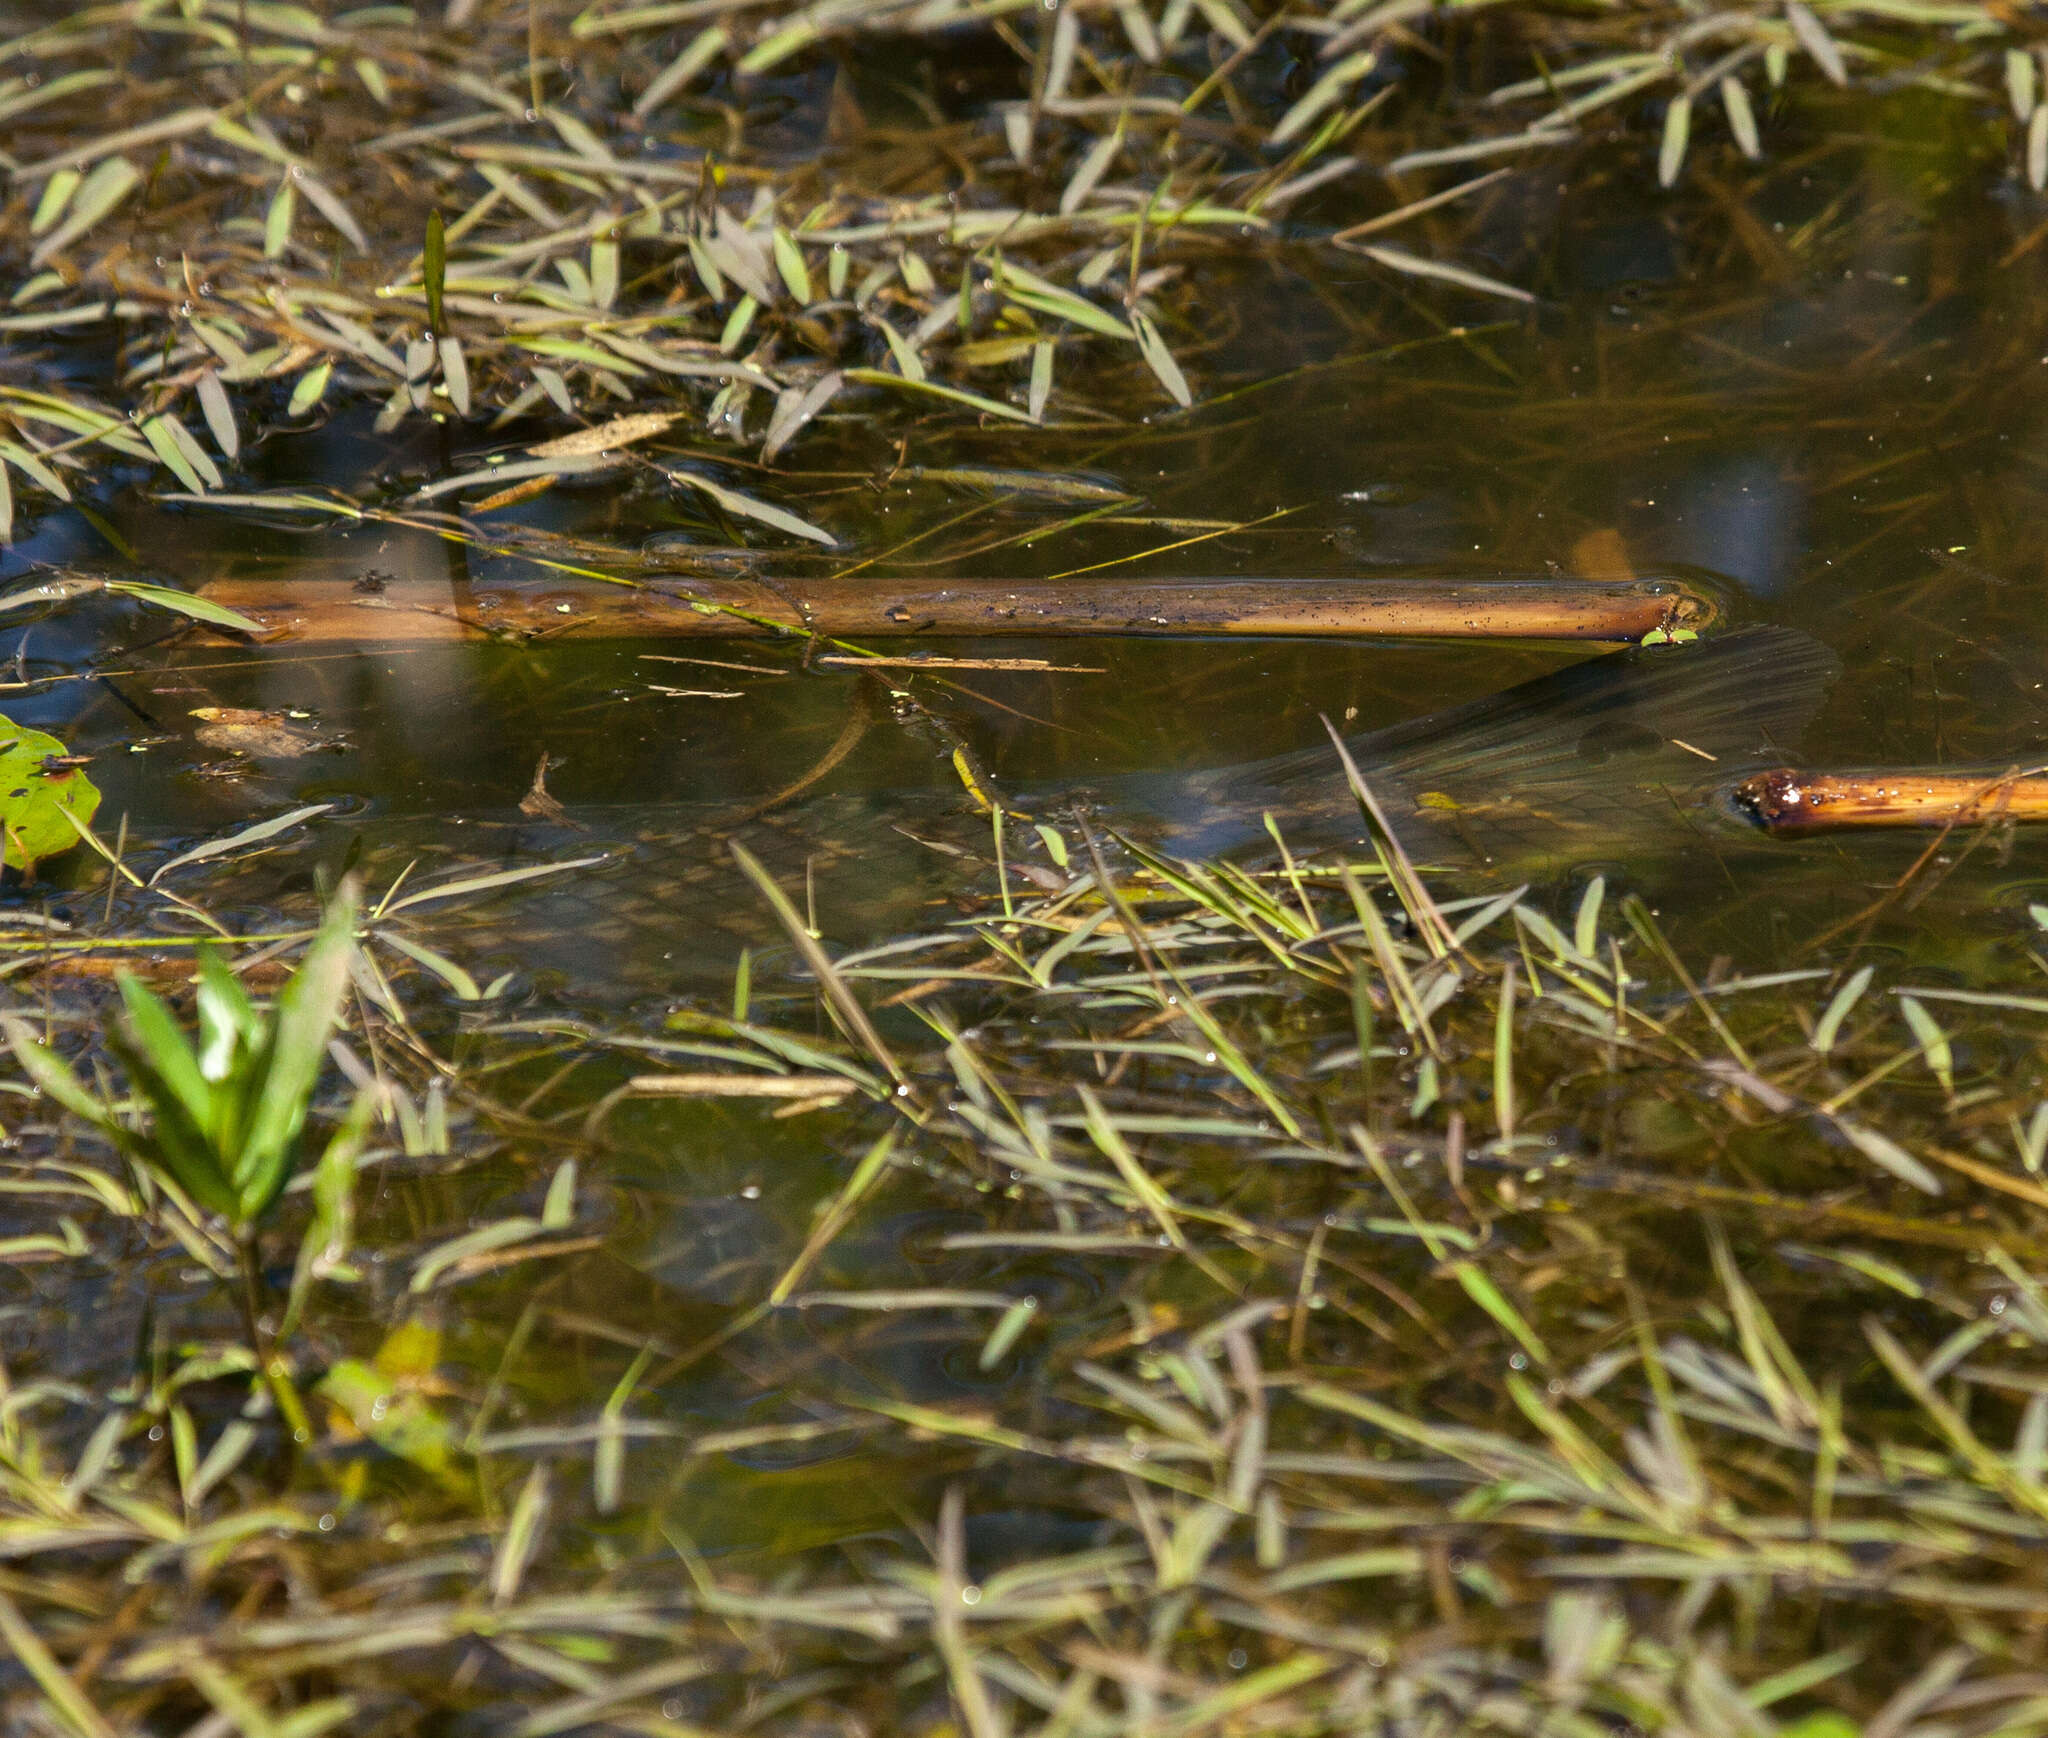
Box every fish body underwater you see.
[171,627,1840,999]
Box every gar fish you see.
[171,626,1839,999]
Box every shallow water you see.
[10,59,2048,1733]
[9,89,2048,964]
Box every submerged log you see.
[190,573,1717,647]
[1735,767,2048,835]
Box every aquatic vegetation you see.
[12,888,357,1228]
[0,0,2041,528]
[7,0,2048,1731]
[0,819,2045,1730]
[0,711,97,870]
[4,885,362,1384]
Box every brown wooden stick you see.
[190,574,1717,647]
[1734,767,2048,835]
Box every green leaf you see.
[0,715,100,872]
[591,236,620,311]
[1028,341,1054,422]
[633,22,729,116]
[663,469,838,546]
[318,1358,469,1492]
[29,169,80,238]
[737,14,817,73]
[2,1019,124,1136]
[438,337,470,417]
[104,580,266,635]
[283,1089,373,1335]
[1453,1260,1550,1366]
[140,415,210,495]
[1358,244,1535,305]
[296,172,366,251]
[194,949,263,1082]
[772,226,812,303]
[263,178,297,261]
[195,369,239,462]
[423,209,446,337]
[718,294,758,354]
[995,260,1134,339]
[114,1042,240,1220]
[843,368,1036,424]
[149,804,334,886]
[1132,311,1192,408]
[0,441,72,504]
[875,317,926,383]
[231,885,359,1225]
[115,974,215,1141]
[1721,76,1760,159]
[30,155,139,269]
[287,362,333,418]
[1658,92,1692,188]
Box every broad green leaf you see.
[115,974,214,1135]
[0,716,100,871]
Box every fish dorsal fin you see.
[1135,627,1841,862]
